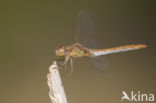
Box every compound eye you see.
[56,46,62,50]
[56,46,65,52]
[56,48,59,50]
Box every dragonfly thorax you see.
[55,43,92,58]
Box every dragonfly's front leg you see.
[61,52,73,73]
[61,55,70,68]
[62,55,74,74]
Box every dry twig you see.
[47,61,68,103]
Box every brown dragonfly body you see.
[55,42,146,70]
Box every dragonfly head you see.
[55,46,65,57]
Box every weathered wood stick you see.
[47,61,68,103]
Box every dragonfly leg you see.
[70,58,73,73]
[65,58,73,77]
[61,55,70,69]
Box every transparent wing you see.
[75,10,94,42]
[75,10,109,71]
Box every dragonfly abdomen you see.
[89,44,147,57]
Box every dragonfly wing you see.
[90,56,109,71]
[78,38,109,71]
[76,10,94,41]
[76,10,109,71]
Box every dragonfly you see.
[55,10,147,72]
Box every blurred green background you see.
[0,0,156,103]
